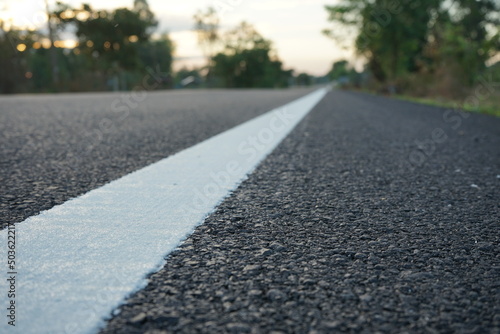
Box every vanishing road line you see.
[0,87,328,334]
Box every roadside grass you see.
[393,94,500,117]
[340,78,500,117]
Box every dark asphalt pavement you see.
[2,88,499,333]
[0,88,314,230]
[100,90,500,333]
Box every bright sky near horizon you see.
[0,0,354,76]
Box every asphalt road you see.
[2,88,500,333]
[0,88,314,230]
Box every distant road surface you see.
[1,88,499,333]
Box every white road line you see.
[0,87,328,334]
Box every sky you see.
[0,0,355,76]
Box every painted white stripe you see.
[0,87,328,334]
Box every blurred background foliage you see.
[0,0,498,114]
[0,0,312,93]
[0,0,173,93]
[190,8,298,89]
[324,0,499,114]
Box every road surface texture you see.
[0,88,314,230]
[3,88,500,333]
[101,90,499,333]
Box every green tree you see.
[52,0,172,90]
[133,0,158,30]
[193,6,220,86]
[0,23,38,93]
[211,22,289,88]
[193,7,220,61]
[324,0,440,83]
[427,0,499,87]
[54,3,156,70]
[324,0,499,92]
[138,34,174,88]
[296,73,312,86]
[328,60,349,80]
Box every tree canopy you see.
[211,22,290,88]
[0,0,173,93]
[324,0,499,94]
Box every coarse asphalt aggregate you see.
[0,88,314,230]
[2,88,499,333]
[99,90,500,333]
